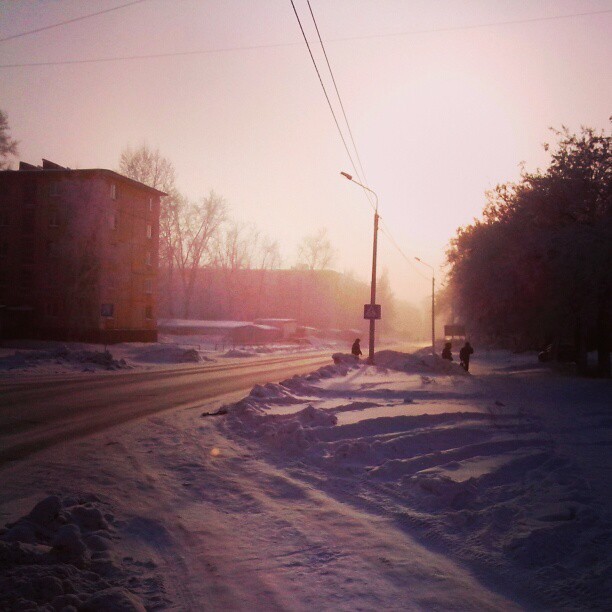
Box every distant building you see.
[158,319,281,345]
[0,159,165,343]
[254,318,297,339]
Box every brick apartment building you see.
[0,159,165,343]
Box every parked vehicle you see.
[538,344,577,363]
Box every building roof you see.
[3,161,167,196]
[254,318,297,324]
[158,319,277,331]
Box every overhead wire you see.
[288,0,364,194]
[379,220,431,281]
[295,0,434,282]
[1,7,609,67]
[306,0,374,209]
[0,0,151,44]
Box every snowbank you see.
[0,345,131,374]
[219,351,612,609]
[0,337,332,378]
[0,495,160,611]
[2,347,609,610]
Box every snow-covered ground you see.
[1,348,610,610]
[0,335,339,379]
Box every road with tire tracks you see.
[0,351,333,465]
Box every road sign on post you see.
[364,304,381,320]
[444,324,465,337]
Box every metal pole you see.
[431,274,435,356]
[414,256,435,357]
[368,210,379,364]
[340,172,379,365]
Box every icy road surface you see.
[0,352,331,464]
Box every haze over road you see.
[0,352,332,465]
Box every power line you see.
[2,7,609,68]
[0,0,151,44]
[379,219,430,281]
[297,1,434,280]
[306,0,374,210]
[289,0,363,189]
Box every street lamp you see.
[415,257,436,356]
[340,172,379,364]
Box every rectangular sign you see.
[444,324,465,337]
[364,304,381,320]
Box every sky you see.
[1,0,611,306]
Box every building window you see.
[144,279,153,294]
[0,208,8,226]
[149,197,154,212]
[100,303,114,318]
[145,251,152,267]
[45,302,60,317]
[49,207,59,227]
[106,273,116,290]
[110,183,117,200]
[145,305,153,320]
[108,212,118,230]
[146,223,152,239]
[0,240,7,258]
[21,235,34,264]
[46,241,59,259]
[22,208,35,234]
[49,182,59,197]
[19,269,33,292]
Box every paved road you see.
[0,352,333,465]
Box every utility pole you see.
[431,273,435,355]
[368,209,379,364]
[415,257,436,356]
[341,172,379,364]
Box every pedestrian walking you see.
[459,341,474,372]
[351,338,363,361]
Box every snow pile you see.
[0,494,161,611]
[220,362,359,450]
[0,346,131,373]
[375,348,469,375]
[0,337,329,377]
[219,352,612,609]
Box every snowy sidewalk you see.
[1,349,610,610]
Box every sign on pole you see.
[444,324,465,337]
[363,304,381,320]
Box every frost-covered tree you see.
[447,123,611,376]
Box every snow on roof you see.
[158,319,277,330]
[254,318,297,323]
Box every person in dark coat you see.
[351,338,362,360]
[459,341,474,372]
[441,342,453,361]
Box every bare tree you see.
[173,191,226,317]
[215,221,261,319]
[118,145,179,312]
[118,145,176,193]
[0,110,19,169]
[297,228,335,270]
[256,236,282,271]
